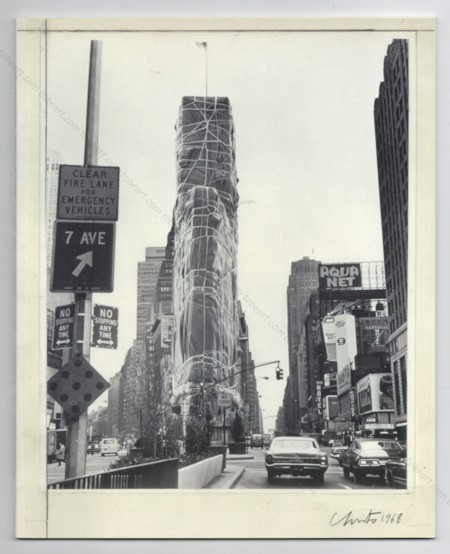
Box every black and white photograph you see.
[14,17,435,539]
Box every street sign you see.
[57,165,120,221]
[51,221,115,292]
[91,304,118,349]
[52,303,75,350]
[47,353,110,416]
[217,392,232,408]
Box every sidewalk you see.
[203,464,245,489]
[227,453,254,461]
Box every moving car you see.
[250,434,264,448]
[329,440,347,459]
[385,449,407,488]
[87,441,100,454]
[100,437,120,456]
[263,434,272,448]
[265,436,328,485]
[339,438,404,483]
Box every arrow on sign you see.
[72,251,93,277]
[56,339,71,346]
[96,339,114,346]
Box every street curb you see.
[228,466,245,489]
[227,454,254,461]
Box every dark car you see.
[265,436,328,485]
[385,449,407,488]
[339,438,404,483]
[251,434,264,448]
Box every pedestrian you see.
[56,443,65,466]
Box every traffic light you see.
[276,367,284,380]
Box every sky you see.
[46,29,413,429]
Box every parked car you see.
[100,437,120,456]
[263,434,272,448]
[385,449,407,488]
[250,434,264,448]
[265,436,328,485]
[339,439,404,483]
[329,440,347,459]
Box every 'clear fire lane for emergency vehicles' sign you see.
[57,165,120,221]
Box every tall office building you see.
[154,224,175,318]
[135,246,166,357]
[374,39,409,440]
[238,303,261,437]
[172,97,240,415]
[286,257,320,430]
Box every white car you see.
[100,438,120,456]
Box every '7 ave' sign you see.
[51,221,115,292]
[91,304,118,349]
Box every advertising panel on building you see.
[356,373,395,414]
[322,316,337,361]
[318,263,362,289]
[323,371,337,388]
[357,317,389,354]
[335,313,357,395]
[323,395,339,421]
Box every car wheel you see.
[353,469,364,484]
[386,471,395,488]
[267,470,275,484]
[343,466,350,478]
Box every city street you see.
[231,447,391,490]
[48,447,393,489]
[47,452,119,484]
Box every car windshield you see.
[272,439,317,450]
[360,441,401,451]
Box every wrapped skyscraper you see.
[172,97,241,416]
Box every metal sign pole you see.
[65,40,101,479]
[223,407,226,446]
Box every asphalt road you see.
[231,447,391,490]
[47,452,120,484]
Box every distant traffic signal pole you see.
[65,40,101,479]
[202,360,284,391]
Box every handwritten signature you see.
[330,510,403,527]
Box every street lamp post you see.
[198,360,284,442]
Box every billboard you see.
[323,372,337,388]
[335,314,357,395]
[318,263,362,290]
[356,373,394,414]
[322,316,337,361]
[357,317,389,354]
[323,395,339,420]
